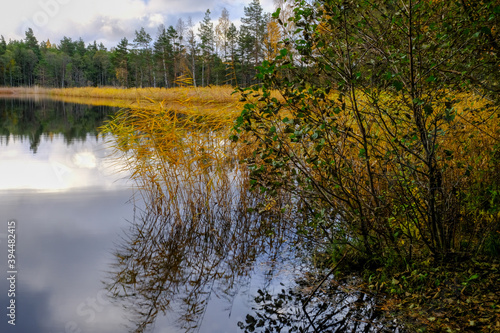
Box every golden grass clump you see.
[0,86,50,96]
[49,86,241,105]
[102,96,295,332]
[0,85,284,111]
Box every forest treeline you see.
[0,0,283,89]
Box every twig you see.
[302,250,349,332]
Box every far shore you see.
[0,86,246,111]
[0,87,50,95]
[0,85,239,100]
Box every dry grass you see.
[0,86,50,95]
[0,85,285,109]
[102,94,294,332]
[0,85,240,103]
[49,86,241,105]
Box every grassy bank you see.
[0,86,51,95]
[48,86,239,103]
[0,86,245,110]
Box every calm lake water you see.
[0,98,132,332]
[0,97,402,333]
[0,97,296,333]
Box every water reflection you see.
[103,105,297,332]
[104,103,402,332]
[0,98,125,192]
[0,134,131,192]
[0,189,134,333]
[0,97,111,153]
[106,150,294,332]
[0,97,134,333]
[239,276,403,333]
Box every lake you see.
[0,97,293,333]
[0,97,402,333]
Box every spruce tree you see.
[198,10,214,86]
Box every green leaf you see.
[468,274,479,281]
[272,7,281,19]
[392,80,403,91]
[481,26,491,35]
[424,104,433,115]
[425,75,436,83]
[444,107,456,122]
[413,98,424,106]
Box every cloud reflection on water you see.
[0,183,135,333]
[0,134,130,192]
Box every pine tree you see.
[133,27,153,87]
[198,10,214,86]
[186,17,198,87]
[166,26,179,86]
[0,36,6,55]
[24,28,41,60]
[226,23,239,86]
[241,0,265,68]
[113,37,129,87]
[154,25,173,88]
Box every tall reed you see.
[102,98,296,332]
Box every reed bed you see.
[0,85,285,111]
[0,86,51,95]
[49,86,240,104]
[101,97,296,332]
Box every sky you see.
[0,0,276,49]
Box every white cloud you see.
[148,13,165,28]
[1,0,277,47]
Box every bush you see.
[233,0,500,265]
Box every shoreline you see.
[0,86,244,109]
[0,87,50,95]
[0,86,244,111]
